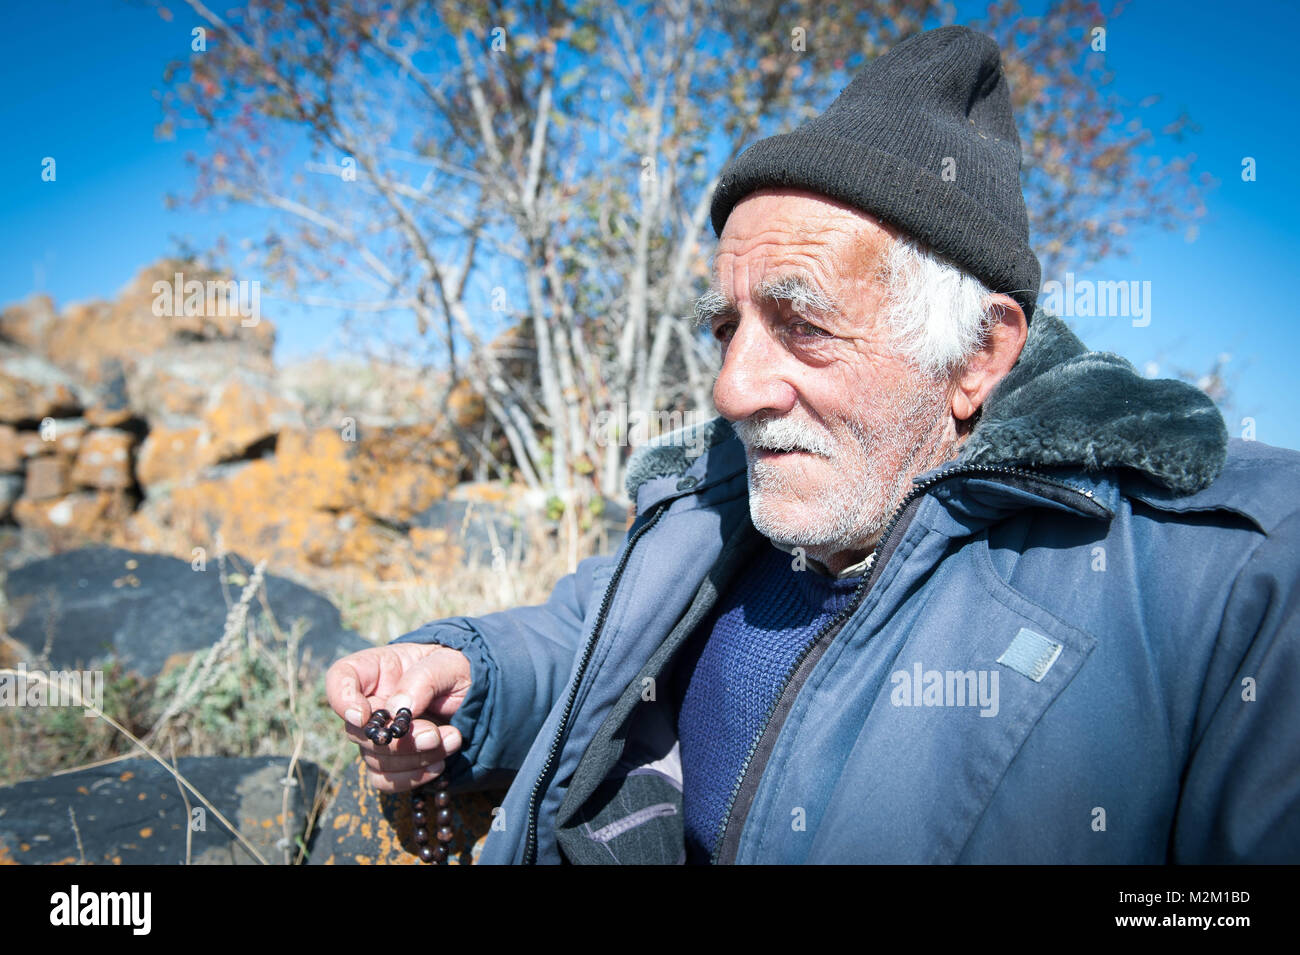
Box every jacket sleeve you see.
[1172,508,1300,863]
[388,552,618,788]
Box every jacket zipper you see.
[522,502,669,864]
[710,463,1103,864]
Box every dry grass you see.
[0,549,350,862]
[0,666,274,864]
[0,506,617,863]
[328,510,618,644]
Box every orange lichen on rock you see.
[122,424,460,584]
[23,455,71,501]
[352,423,458,523]
[70,428,136,490]
[13,490,135,542]
[200,373,300,464]
[0,348,82,423]
[446,379,486,429]
[0,425,23,472]
[11,430,53,460]
[17,263,275,387]
[50,418,89,458]
[1,260,493,591]
[134,426,207,487]
[307,756,499,865]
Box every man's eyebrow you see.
[692,286,735,330]
[753,273,844,317]
[692,273,845,332]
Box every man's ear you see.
[951,295,1027,423]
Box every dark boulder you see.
[0,755,321,864]
[3,546,368,677]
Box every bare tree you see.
[158,0,1207,565]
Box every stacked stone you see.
[0,349,139,538]
[0,262,470,589]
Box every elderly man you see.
[326,25,1300,863]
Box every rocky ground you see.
[0,262,567,864]
[0,544,505,865]
[0,752,502,866]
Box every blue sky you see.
[2,0,1297,449]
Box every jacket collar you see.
[956,311,1228,495]
[626,311,1229,512]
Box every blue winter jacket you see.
[394,313,1300,864]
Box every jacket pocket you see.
[558,773,684,865]
[795,532,1099,863]
[555,700,685,864]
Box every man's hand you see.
[325,643,473,793]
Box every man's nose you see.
[712,316,798,423]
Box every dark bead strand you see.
[433,776,453,862]
[410,780,454,864]
[368,706,454,863]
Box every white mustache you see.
[733,416,836,456]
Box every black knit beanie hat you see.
[710,25,1040,322]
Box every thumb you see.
[384,646,471,722]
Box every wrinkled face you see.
[704,189,959,559]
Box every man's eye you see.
[713,322,736,343]
[791,319,832,338]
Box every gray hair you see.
[881,235,1000,379]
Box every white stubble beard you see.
[739,375,958,557]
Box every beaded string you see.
[365,707,455,864]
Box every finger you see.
[385,649,468,725]
[411,723,462,761]
[361,749,445,774]
[325,653,383,728]
[367,763,446,794]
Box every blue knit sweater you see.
[672,542,863,863]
